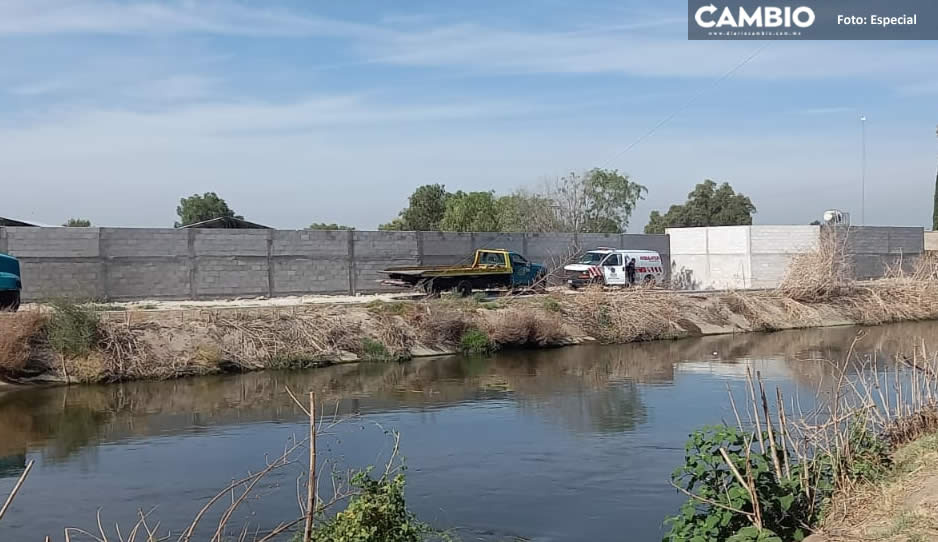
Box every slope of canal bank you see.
[3,273,938,385]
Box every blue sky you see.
[3,0,937,230]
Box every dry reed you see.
[0,311,45,374]
[778,227,853,303]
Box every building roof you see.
[178,217,271,229]
[0,216,41,227]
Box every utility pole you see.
[860,115,867,226]
[933,124,938,231]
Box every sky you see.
[2,0,937,231]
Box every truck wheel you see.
[643,275,656,287]
[456,280,473,297]
[0,291,19,312]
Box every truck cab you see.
[0,253,22,311]
[471,249,544,287]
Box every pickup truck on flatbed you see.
[382,249,545,296]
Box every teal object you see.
[0,253,20,291]
[0,253,21,311]
[509,252,545,286]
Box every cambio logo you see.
[694,4,816,28]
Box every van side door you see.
[602,253,626,285]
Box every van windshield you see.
[578,252,606,265]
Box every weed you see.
[360,337,409,362]
[46,299,100,357]
[459,328,494,355]
[366,300,410,316]
[541,297,562,313]
[305,471,434,542]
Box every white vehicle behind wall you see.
[563,248,665,288]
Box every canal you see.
[0,321,934,541]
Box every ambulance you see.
[564,248,665,288]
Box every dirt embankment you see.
[3,271,938,386]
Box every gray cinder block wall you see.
[0,227,670,301]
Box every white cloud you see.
[0,0,374,37]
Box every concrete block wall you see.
[749,226,819,288]
[0,226,668,301]
[668,225,923,290]
[926,231,938,252]
[271,230,350,295]
[843,226,924,279]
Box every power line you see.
[598,43,769,169]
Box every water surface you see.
[1,321,935,541]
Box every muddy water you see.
[1,321,936,541]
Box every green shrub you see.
[664,423,892,542]
[541,298,562,313]
[46,299,100,357]
[458,328,494,355]
[359,338,410,362]
[306,471,433,542]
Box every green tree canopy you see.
[308,223,354,230]
[644,180,756,234]
[379,184,449,231]
[378,169,645,233]
[550,169,647,233]
[439,191,501,232]
[62,218,91,227]
[175,192,241,227]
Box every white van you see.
[564,248,665,287]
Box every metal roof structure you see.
[177,217,272,229]
[0,216,41,227]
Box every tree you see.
[494,191,562,232]
[644,180,756,234]
[379,184,449,231]
[548,169,646,233]
[810,220,822,226]
[175,192,241,227]
[308,223,354,230]
[62,218,91,227]
[439,191,501,232]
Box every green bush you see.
[46,299,100,357]
[360,338,410,362]
[664,423,892,542]
[458,328,494,355]
[306,471,433,542]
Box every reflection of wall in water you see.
[1,320,935,463]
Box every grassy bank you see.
[2,246,938,384]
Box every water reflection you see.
[0,321,931,464]
[0,321,936,541]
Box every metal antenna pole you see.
[860,115,867,226]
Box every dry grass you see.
[484,310,567,347]
[0,311,45,374]
[778,229,853,303]
[560,286,681,343]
